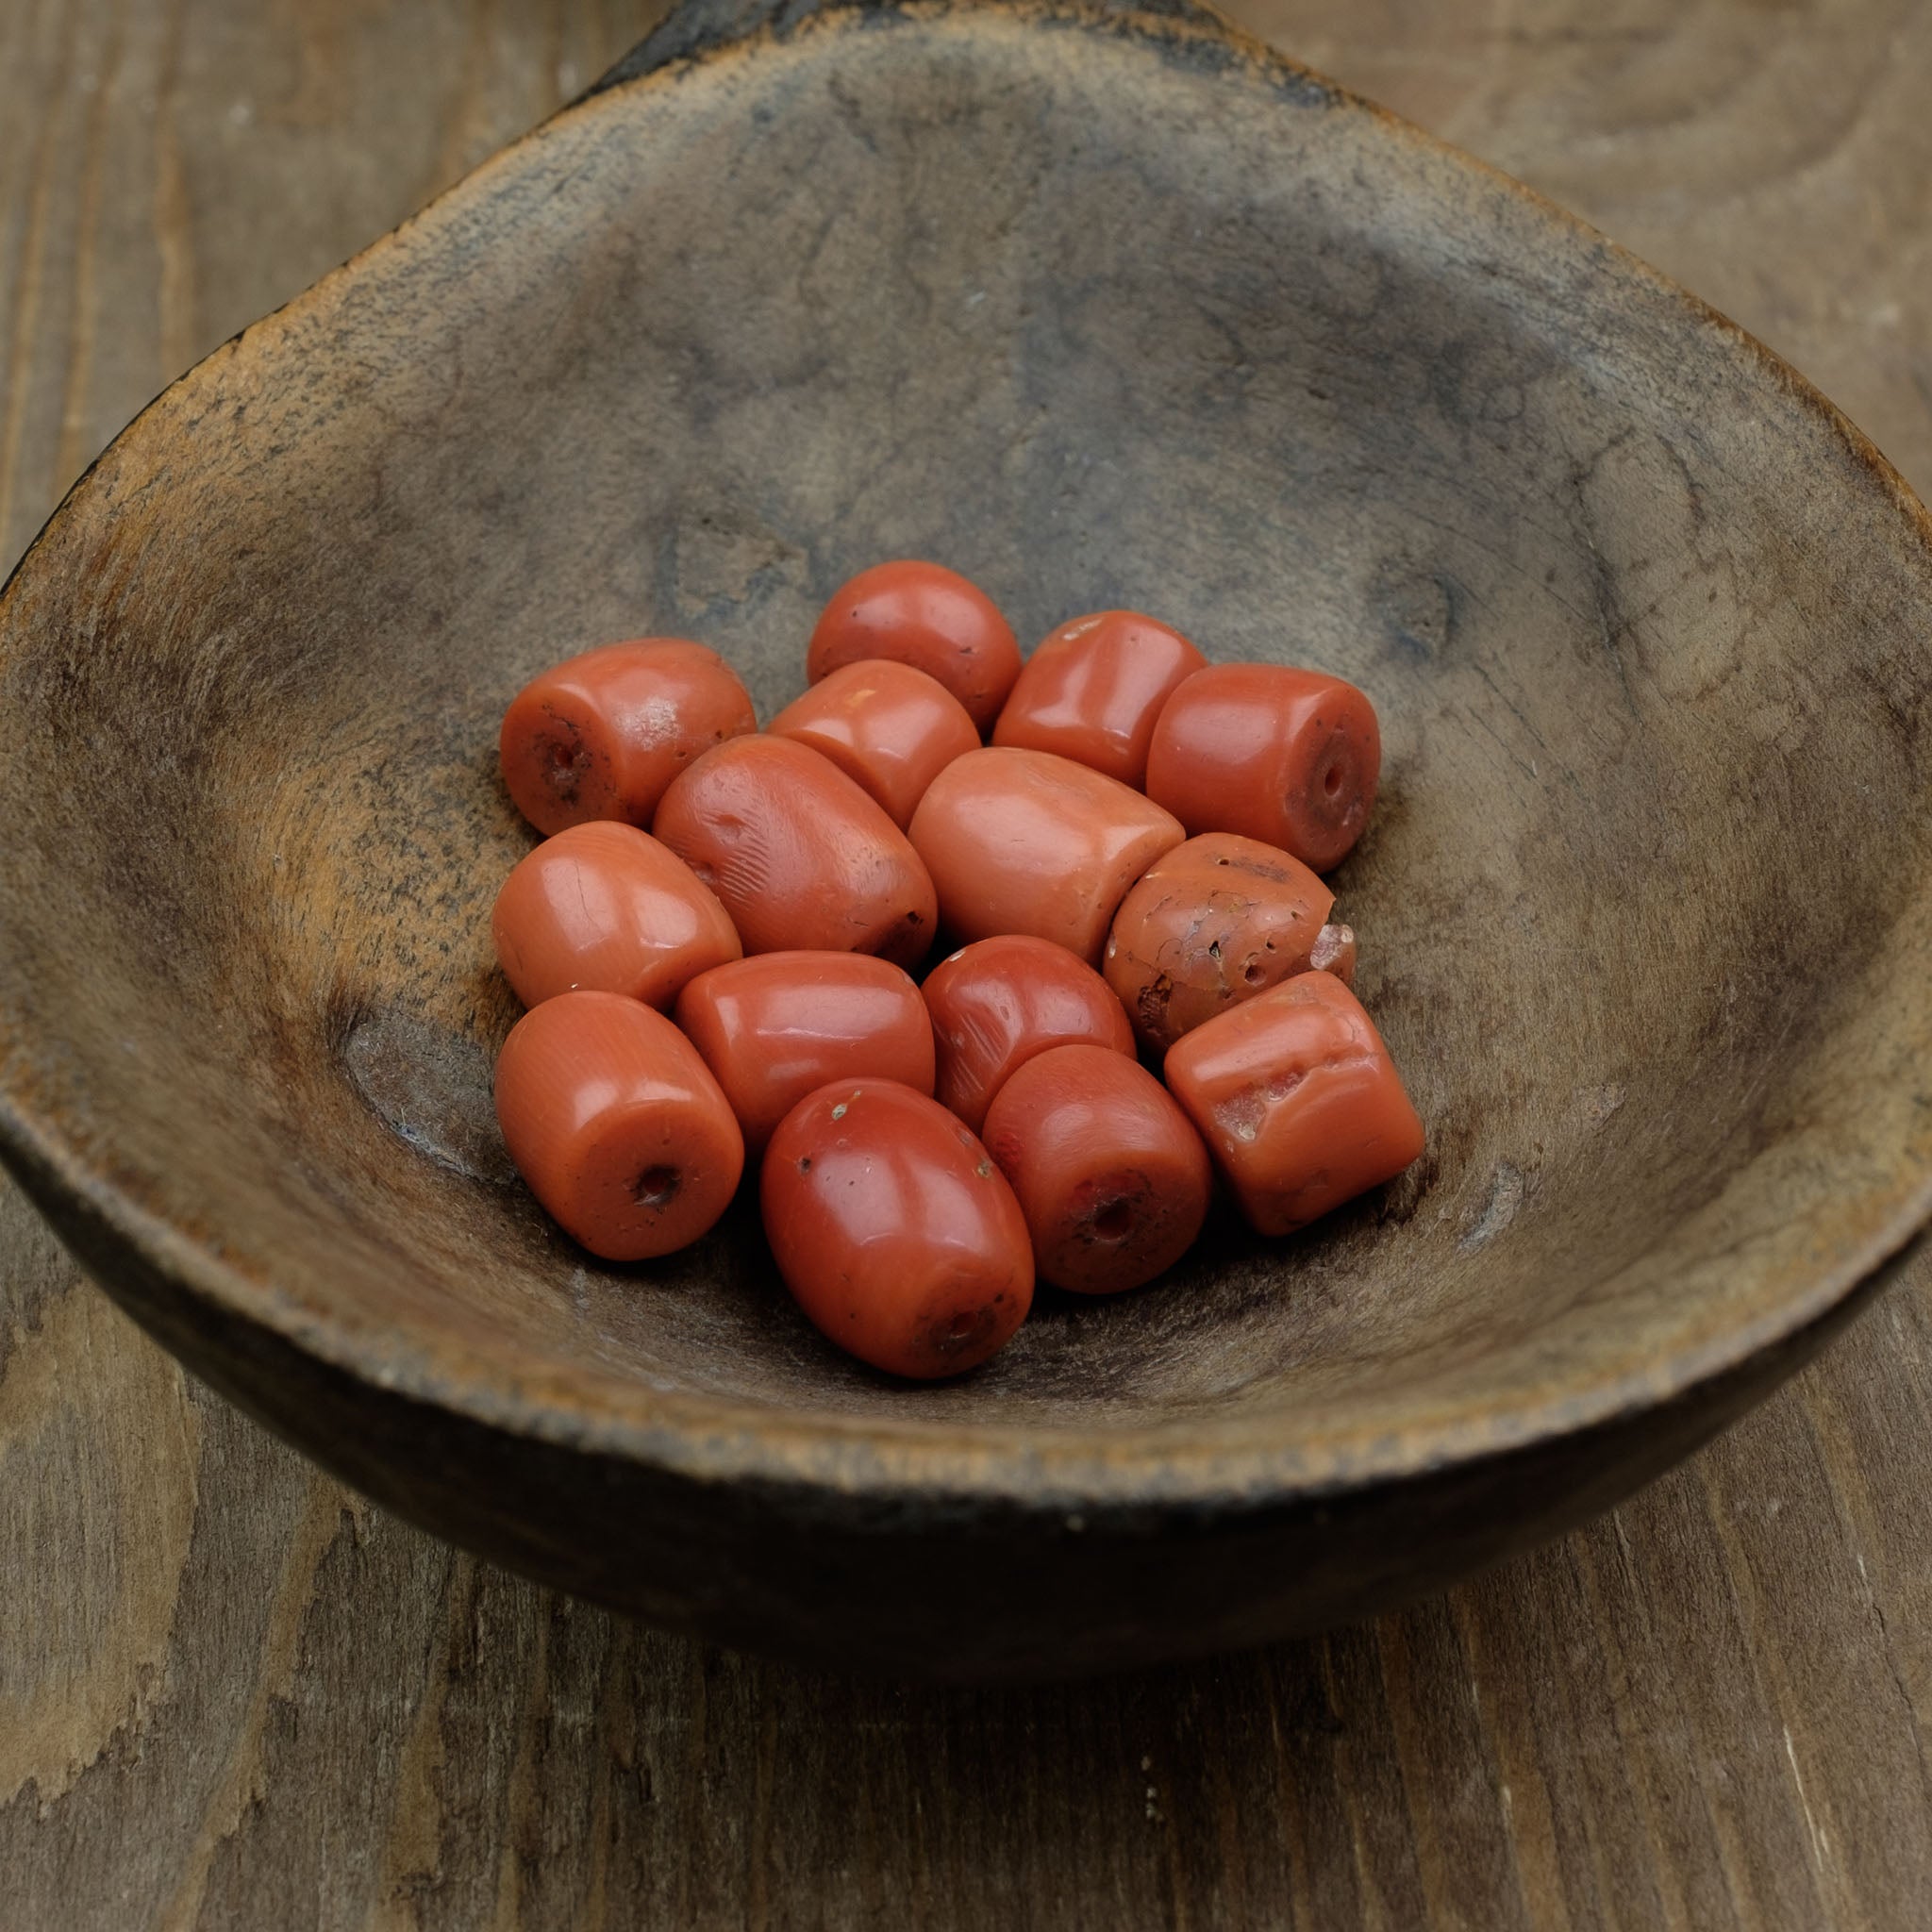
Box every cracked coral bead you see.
[1163,972,1423,1238]
[1104,833,1335,1057]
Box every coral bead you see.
[494,991,744,1260]
[922,934,1134,1134]
[498,639,756,835]
[992,609,1205,787]
[1146,663,1381,872]
[653,736,938,970]
[676,951,934,1153]
[908,748,1183,966]
[982,1044,1210,1295]
[1104,833,1335,1056]
[761,1081,1033,1378]
[1163,973,1424,1237]
[807,561,1021,733]
[768,658,978,828]
[491,821,740,1009]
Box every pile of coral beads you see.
[491,561,1422,1380]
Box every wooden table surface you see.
[4,2,1931,1925]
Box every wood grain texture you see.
[1,0,1928,1924]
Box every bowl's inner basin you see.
[2,10,1928,1471]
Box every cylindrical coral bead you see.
[908,748,1183,966]
[653,736,937,969]
[982,1044,1210,1295]
[498,639,756,835]
[494,991,744,1260]
[1145,663,1381,873]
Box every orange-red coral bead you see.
[653,736,938,970]
[1145,663,1381,873]
[498,639,757,835]
[992,609,1206,787]
[1163,972,1424,1237]
[675,951,935,1153]
[921,934,1135,1134]
[767,658,979,828]
[908,747,1184,965]
[491,821,741,1009]
[761,1080,1033,1378]
[806,561,1022,733]
[982,1044,1210,1295]
[494,991,744,1260]
[1103,833,1335,1056]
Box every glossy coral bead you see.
[1163,972,1424,1237]
[992,609,1206,787]
[907,747,1184,966]
[675,951,935,1153]
[1145,663,1381,873]
[761,1080,1033,1378]
[491,821,741,1009]
[767,658,979,828]
[652,736,938,970]
[921,934,1135,1134]
[494,991,744,1260]
[806,560,1022,732]
[498,639,757,835]
[982,1044,1210,1294]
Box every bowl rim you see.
[4,0,1931,1515]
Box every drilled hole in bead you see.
[633,1166,680,1210]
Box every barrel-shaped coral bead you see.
[498,639,757,835]
[761,1080,1033,1378]
[768,658,979,828]
[982,1044,1210,1295]
[491,821,741,1009]
[653,736,937,970]
[1145,663,1381,873]
[921,934,1135,1134]
[806,561,1022,733]
[908,748,1184,966]
[675,951,935,1153]
[992,609,1206,787]
[494,991,744,1260]
[1163,972,1424,1237]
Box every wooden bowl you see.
[2,0,1929,1680]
